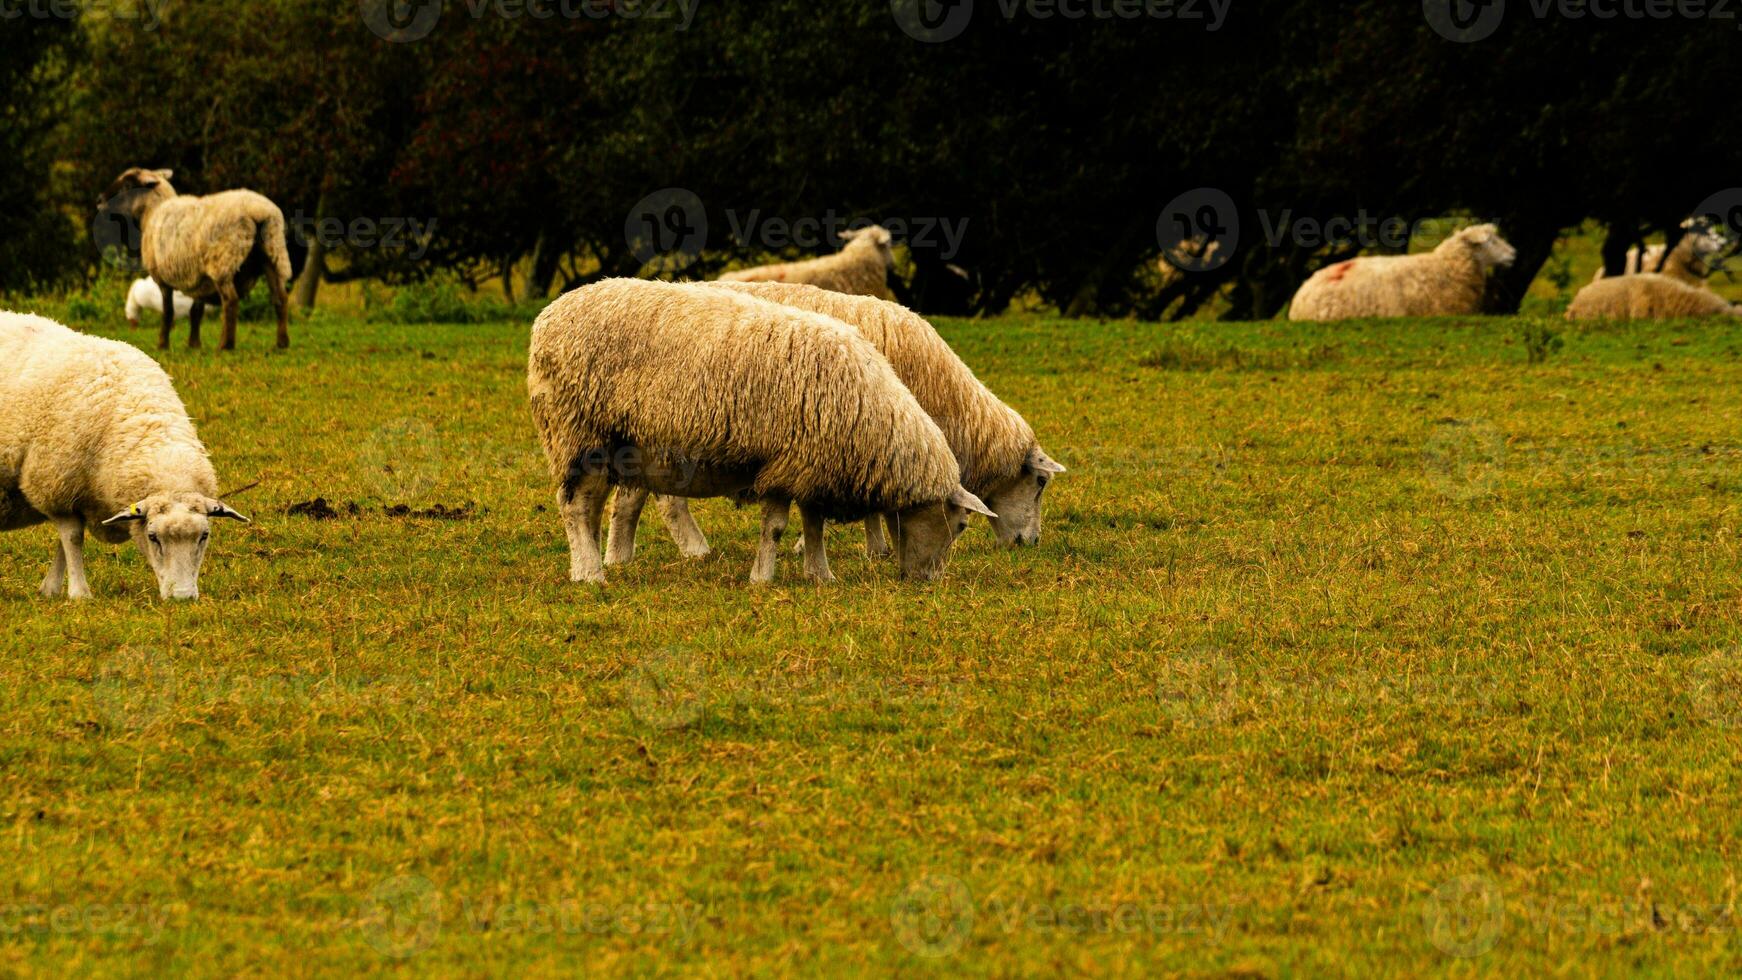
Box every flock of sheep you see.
[3,168,1736,601]
[1284,220,1740,321]
[2,169,1065,599]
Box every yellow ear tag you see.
[130,503,146,517]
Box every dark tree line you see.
[2,0,1736,319]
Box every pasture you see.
[2,308,1740,975]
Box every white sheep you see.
[719,225,897,300]
[125,277,201,327]
[1565,273,1742,320]
[528,279,994,585]
[607,282,1065,566]
[97,168,293,351]
[0,311,250,600]
[1288,224,1517,321]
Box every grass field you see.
[3,303,1742,976]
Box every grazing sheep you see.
[0,312,250,600]
[1591,222,1731,287]
[609,282,1065,566]
[1288,224,1517,321]
[527,279,994,585]
[1565,273,1741,321]
[719,225,897,301]
[96,168,292,351]
[124,277,201,327]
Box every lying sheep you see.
[125,277,202,327]
[97,168,292,351]
[1288,224,1517,321]
[608,282,1065,566]
[1565,273,1741,321]
[0,312,250,600]
[719,225,897,301]
[527,279,993,585]
[1591,222,1731,287]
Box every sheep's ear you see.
[102,503,149,526]
[839,227,865,242]
[150,169,173,183]
[207,502,251,523]
[949,486,997,519]
[1026,447,1067,475]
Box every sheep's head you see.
[891,487,996,581]
[1681,219,1735,277]
[96,168,176,218]
[841,225,897,269]
[980,446,1067,548]
[102,493,249,601]
[1454,224,1517,271]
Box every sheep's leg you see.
[750,498,790,585]
[606,486,650,566]
[54,518,91,600]
[800,505,835,584]
[187,300,204,349]
[560,479,610,585]
[158,284,175,350]
[217,279,240,352]
[656,495,711,559]
[864,515,893,558]
[265,261,290,349]
[39,538,66,598]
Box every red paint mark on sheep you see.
[1324,260,1357,284]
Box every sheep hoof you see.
[569,569,606,585]
[866,544,893,559]
[804,570,837,585]
[677,543,711,559]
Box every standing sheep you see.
[0,312,250,600]
[527,279,994,586]
[125,277,202,327]
[1565,273,1741,320]
[608,282,1065,566]
[97,168,293,351]
[1288,224,1517,321]
[719,225,897,301]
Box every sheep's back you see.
[529,279,957,514]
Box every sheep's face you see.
[843,225,897,268]
[982,447,1067,547]
[96,168,176,218]
[102,493,249,601]
[892,487,997,581]
[1686,226,1733,276]
[1460,225,1517,271]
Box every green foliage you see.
[361,280,520,325]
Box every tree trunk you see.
[291,192,328,310]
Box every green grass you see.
[3,304,1742,977]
